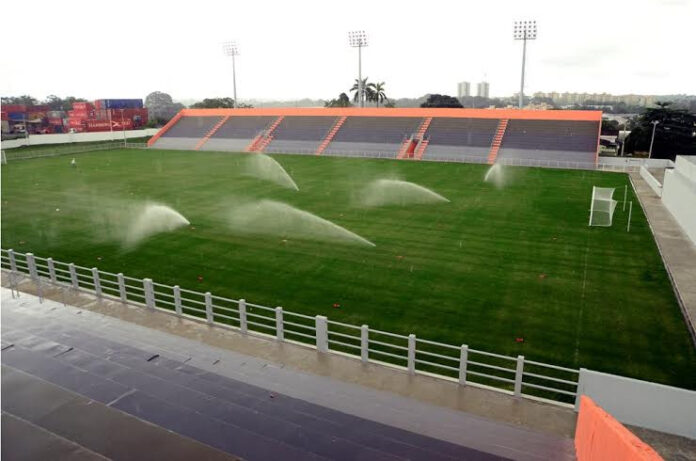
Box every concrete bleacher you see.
[497,120,599,164]
[153,116,223,150]
[2,287,565,460]
[148,109,602,166]
[265,116,338,154]
[323,116,422,158]
[200,116,276,152]
[421,118,499,161]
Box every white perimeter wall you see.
[662,156,696,245]
[639,166,663,197]
[575,369,696,438]
[2,129,158,149]
[598,157,674,169]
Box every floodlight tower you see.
[222,41,239,108]
[348,31,368,108]
[513,20,537,109]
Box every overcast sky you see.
[2,0,694,103]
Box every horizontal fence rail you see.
[2,142,146,162]
[151,144,647,173]
[5,140,646,174]
[0,248,579,406]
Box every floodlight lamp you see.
[513,20,537,40]
[348,30,368,47]
[223,41,239,56]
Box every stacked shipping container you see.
[2,99,147,134]
[67,99,147,132]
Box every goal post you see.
[589,186,618,227]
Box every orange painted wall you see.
[575,396,663,461]
[176,107,601,121]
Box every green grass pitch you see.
[2,149,695,389]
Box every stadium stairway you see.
[412,117,433,159]
[245,116,285,152]
[397,117,433,160]
[147,111,184,147]
[414,139,430,160]
[316,116,347,155]
[396,136,414,159]
[194,115,230,150]
[487,119,509,164]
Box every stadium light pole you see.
[222,41,239,108]
[348,31,368,108]
[648,120,659,159]
[513,20,537,109]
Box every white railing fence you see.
[237,146,653,173]
[0,248,579,406]
[5,139,658,174]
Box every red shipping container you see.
[2,104,27,112]
[68,110,84,118]
[48,117,64,125]
[68,118,87,127]
[85,119,133,131]
[72,102,94,111]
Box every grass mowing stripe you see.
[2,148,695,388]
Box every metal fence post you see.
[205,292,213,324]
[173,285,182,316]
[47,257,57,283]
[26,253,38,280]
[315,315,328,353]
[117,273,127,303]
[143,278,155,309]
[8,249,17,272]
[238,299,247,333]
[407,334,416,375]
[275,307,284,341]
[92,268,102,298]
[514,355,525,397]
[459,345,468,385]
[26,253,43,301]
[574,368,588,411]
[69,263,79,289]
[360,325,369,363]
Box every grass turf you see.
[2,148,695,389]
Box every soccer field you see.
[2,149,695,388]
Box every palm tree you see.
[369,82,388,108]
[350,78,374,106]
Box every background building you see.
[476,81,490,98]
[457,81,471,98]
[532,91,658,107]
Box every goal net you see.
[589,186,618,227]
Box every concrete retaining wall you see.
[640,166,663,197]
[662,156,696,245]
[598,157,674,169]
[3,129,158,149]
[575,368,696,439]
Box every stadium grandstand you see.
[148,108,602,166]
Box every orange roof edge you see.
[179,107,602,122]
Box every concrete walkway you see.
[1,282,576,461]
[631,172,696,342]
